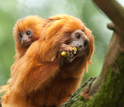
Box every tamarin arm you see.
[12,57,60,95]
[12,42,61,94]
[12,42,74,94]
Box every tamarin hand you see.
[61,44,78,63]
[61,46,77,58]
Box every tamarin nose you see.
[78,39,89,49]
[84,39,89,49]
[81,33,89,49]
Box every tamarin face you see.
[62,30,89,63]
[18,29,33,46]
[70,30,89,59]
[13,15,44,47]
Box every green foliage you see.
[0,0,112,85]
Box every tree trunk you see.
[60,0,124,107]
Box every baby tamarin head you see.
[13,15,44,47]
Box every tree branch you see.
[60,77,96,107]
[92,0,124,31]
[87,0,124,96]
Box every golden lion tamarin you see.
[13,15,44,61]
[1,14,94,107]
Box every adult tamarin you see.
[1,14,94,107]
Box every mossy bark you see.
[88,52,124,107]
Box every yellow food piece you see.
[61,51,67,57]
[74,47,77,54]
[61,47,77,57]
[74,47,77,51]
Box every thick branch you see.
[88,0,124,96]
[60,77,96,107]
[92,0,124,31]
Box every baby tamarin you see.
[1,14,94,107]
[7,15,44,84]
[1,15,44,96]
[13,15,44,61]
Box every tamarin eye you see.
[75,33,80,39]
[26,30,31,36]
[19,32,22,38]
[82,30,84,32]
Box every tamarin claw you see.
[61,47,77,57]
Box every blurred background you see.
[0,0,123,85]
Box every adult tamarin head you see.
[39,14,94,71]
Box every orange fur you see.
[1,14,94,107]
